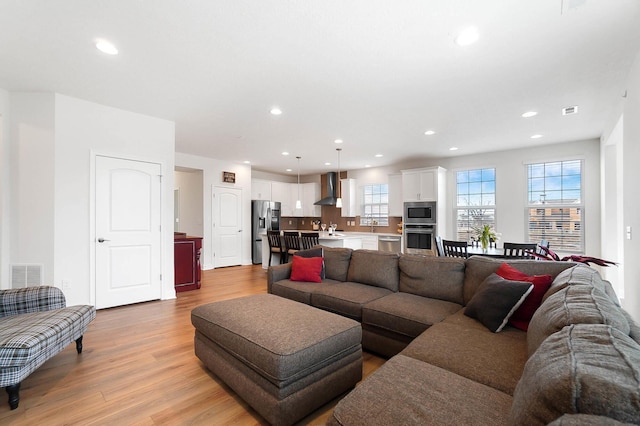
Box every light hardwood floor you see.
[0,265,385,425]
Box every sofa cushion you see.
[320,246,352,282]
[346,250,399,292]
[311,281,392,321]
[464,273,533,333]
[362,292,462,339]
[511,324,640,425]
[289,255,323,283]
[463,256,574,305]
[496,262,553,331]
[398,255,465,304]
[329,354,513,426]
[543,264,620,305]
[527,285,630,356]
[548,414,638,426]
[403,312,528,395]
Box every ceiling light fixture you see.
[243,160,251,164]
[270,107,282,115]
[324,162,331,166]
[95,39,118,55]
[282,151,289,156]
[334,139,343,144]
[455,27,479,46]
[336,148,343,208]
[424,130,436,136]
[295,156,302,210]
[449,147,459,151]
[365,165,371,168]
[286,168,292,172]
[531,134,543,139]
[521,111,538,118]
[375,154,383,158]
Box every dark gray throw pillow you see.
[293,247,324,279]
[465,273,533,332]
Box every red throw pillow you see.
[496,263,553,331]
[290,256,324,283]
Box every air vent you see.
[10,264,43,289]
[562,106,579,115]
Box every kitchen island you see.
[260,231,402,268]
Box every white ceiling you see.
[1,0,639,175]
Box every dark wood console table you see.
[174,235,203,292]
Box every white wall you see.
[0,88,11,288]
[351,139,601,256]
[174,169,204,237]
[175,152,253,269]
[621,51,640,321]
[9,93,56,285]
[8,93,175,306]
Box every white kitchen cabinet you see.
[401,167,445,202]
[340,178,357,217]
[251,179,272,200]
[361,235,378,250]
[388,173,403,217]
[271,182,294,217]
[302,183,321,217]
[342,238,362,250]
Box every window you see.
[360,184,389,226]
[527,160,583,252]
[455,168,496,241]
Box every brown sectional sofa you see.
[267,247,640,425]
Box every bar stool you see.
[267,230,285,266]
[283,231,302,263]
[300,232,320,250]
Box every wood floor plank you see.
[0,265,384,425]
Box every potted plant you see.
[473,225,499,252]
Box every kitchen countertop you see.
[261,231,401,239]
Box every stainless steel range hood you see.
[314,172,338,206]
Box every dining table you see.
[466,246,505,258]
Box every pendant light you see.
[335,148,343,208]
[295,156,302,209]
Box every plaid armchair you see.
[0,286,96,409]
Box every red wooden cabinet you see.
[174,236,202,292]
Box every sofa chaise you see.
[0,286,96,409]
[267,247,640,425]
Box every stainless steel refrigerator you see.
[252,200,281,264]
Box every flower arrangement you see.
[473,225,499,251]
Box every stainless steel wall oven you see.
[403,201,437,255]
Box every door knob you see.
[97,238,110,243]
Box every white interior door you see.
[95,155,162,309]
[213,186,243,267]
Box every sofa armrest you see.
[267,264,292,293]
[0,286,66,318]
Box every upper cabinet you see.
[271,181,294,217]
[340,178,357,217]
[401,167,446,201]
[388,173,403,217]
[251,179,272,200]
[301,183,321,217]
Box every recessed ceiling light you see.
[243,160,251,164]
[282,151,289,156]
[286,168,292,172]
[424,130,436,136]
[455,27,479,46]
[530,134,544,139]
[334,139,343,144]
[521,111,538,118]
[324,162,331,166]
[365,165,372,168]
[449,147,459,151]
[270,107,282,115]
[375,154,383,158]
[96,39,118,55]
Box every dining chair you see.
[435,236,445,257]
[300,232,320,250]
[283,231,302,262]
[503,242,537,259]
[267,230,285,266]
[536,239,550,256]
[442,239,468,258]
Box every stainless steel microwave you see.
[404,201,436,224]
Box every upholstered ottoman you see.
[191,294,362,426]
